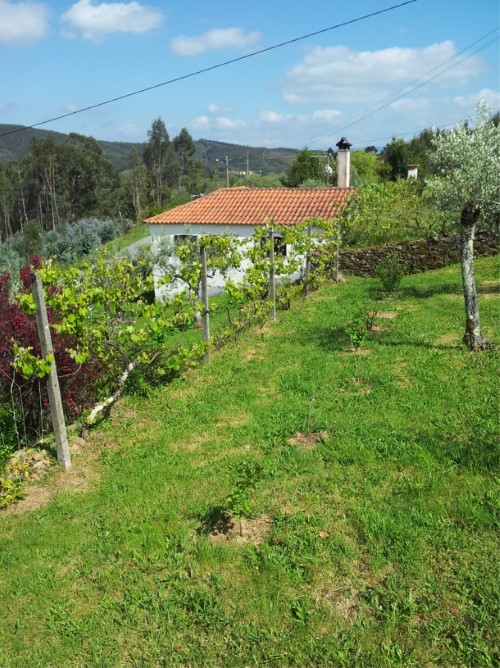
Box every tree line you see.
[0,118,203,242]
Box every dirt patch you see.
[286,432,328,451]
[340,378,372,396]
[3,436,102,516]
[370,325,386,333]
[215,411,249,430]
[208,513,272,544]
[342,348,372,356]
[378,311,398,319]
[193,444,253,468]
[170,432,213,453]
[315,577,361,623]
[241,347,258,361]
[393,361,411,389]
[435,332,461,346]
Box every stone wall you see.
[337,229,498,278]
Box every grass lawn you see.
[0,257,498,667]
[104,223,150,254]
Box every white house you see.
[146,186,353,299]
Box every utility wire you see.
[0,0,418,139]
[308,27,499,147]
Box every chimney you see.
[336,137,352,188]
[407,164,418,179]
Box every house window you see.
[260,234,287,257]
[174,234,197,247]
[274,235,287,257]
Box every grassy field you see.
[0,257,498,667]
[104,223,150,253]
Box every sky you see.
[0,0,499,151]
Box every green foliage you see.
[429,101,500,225]
[345,303,379,350]
[351,149,390,184]
[19,221,43,260]
[343,179,450,247]
[224,461,263,520]
[382,129,434,180]
[281,147,325,187]
[375,252,406,292]
[0,455,29,508]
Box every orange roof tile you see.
[146,186,353,226]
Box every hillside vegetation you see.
[0,257,498,667]
[0,124,296,175]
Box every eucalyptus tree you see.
[143,117,178,211]
[173,127,196,188]
[430,101,500,351]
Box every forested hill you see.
[0,124,297,174]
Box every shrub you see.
[345,303,379,350]
[376,252,405,292]
[0,267,108,445]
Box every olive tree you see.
[430,102,499,351]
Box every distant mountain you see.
[0,124,298,175]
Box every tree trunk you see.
[460,207,485,351]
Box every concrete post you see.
[268,228,276,322]
[31,272,71,471]
[200,244,211,363]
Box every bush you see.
[375,252,405,292]
[345,303,379,350]
[0,239,23,296]
[0,267,109,445]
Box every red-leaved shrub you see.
[0,261,106,445]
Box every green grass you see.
[104,223,149,253]
[0,257,498,667]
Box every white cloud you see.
[285,41,485,105]
[191,114,246,132]
[61,0,163,42]
[312,109,341,121]
[0,0,48,45]
[453,88,500,110]
[258,109,341,127]
[258,111,290,123]
[214,116,246,130]
[171,27,260,56]
[192,115,210,129]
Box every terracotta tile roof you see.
[146,186,354,226]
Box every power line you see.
[0,1,418,139]
[307,27,499,148]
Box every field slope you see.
[0,257,498,667]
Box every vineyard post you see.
[31,272,71,470]
[335,220,341,283]
[304,223,312,298]
[200,243,211,363]
[268,228,276,322]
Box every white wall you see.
[149,223,302,300]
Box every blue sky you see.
[1,0,499,150]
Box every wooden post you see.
[200,244,211,363]
[31,272,71,470]
[304,224,312,298]
[268,228,276,322]
[335,223,341,283]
